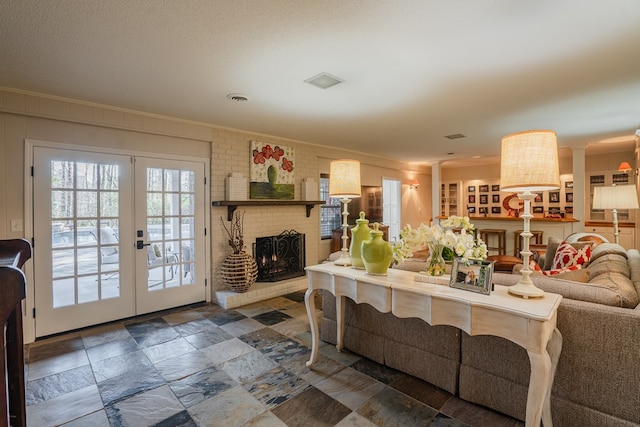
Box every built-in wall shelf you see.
[213,200,325,220]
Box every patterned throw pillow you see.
[529,259,582,276]
[551,241,591,270]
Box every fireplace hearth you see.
[253,230,305,282]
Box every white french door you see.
[32,146,207,337]
[133,157,206,314]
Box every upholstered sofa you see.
[320,242,640,426]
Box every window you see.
[320,174,341,239]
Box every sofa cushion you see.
[589,243,628,263]
[550,241,591,270]
[543,237,593,271]
[492,272,639,307]
[588,254,630,280]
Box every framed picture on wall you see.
[532,206,544,214]
[566,192,573,203]
[468,186,476,193]
[468,206,476,214]
[479,207,488,214]
[479,195,488,204]
[491,207,501,214]
[534,193,543,203]
[492,194,500,203]
[565,181,573,189]
[549,191,560,203]
[491,185,500,192]
[469,195,476,203]
[479,185,489,193]
[565,206,574,214]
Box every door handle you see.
[136,240,151,250]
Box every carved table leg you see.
[542,328,562,427]
[304,288,319,368]
[336,295,345,352]
[526,349,552,427]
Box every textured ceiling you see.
[1,0,639,164]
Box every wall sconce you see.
[409,180,420,190]
[618,162,638,176]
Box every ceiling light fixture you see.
[444,134,466,139]
[304,72,344,89]
[226,93,249,102]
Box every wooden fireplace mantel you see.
[213,200,325,221]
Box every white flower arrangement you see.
[392,215,487,264]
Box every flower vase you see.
[427,243,446,276]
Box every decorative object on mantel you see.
[393,215,487,277]
[329,159,362,266]
[500,129,560,298]
[593,184,639,245]
[301,178,318,201]
[220,211,258,293]
[361,222,393,275]
[250,141,295,200]
[349,212,372,269]
[225,172,247,201]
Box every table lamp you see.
[593,185,639,245]
[329,159,362,266]
[501,130,560,298]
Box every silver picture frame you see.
[449,258,494,295]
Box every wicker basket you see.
[221,252,258,293]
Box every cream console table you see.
[304,263,562,427]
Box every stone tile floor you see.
[25,291,523,426]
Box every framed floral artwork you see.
[250,141,295,199]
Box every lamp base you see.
[508,281,545,299]
[334,251,352,266]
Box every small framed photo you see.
[479,195,488,204]
[532,206,544,214]
[468,186,476,193]
[479,207,488,214]
[549,191,560,203]
[468,206,476,214]
[534,193,543,203]
[479,185,489,193]
[491,184,500,192]
[450,258,494,295]
[566,192,573,203]
[492,194,500,203]
[491,206,501,214]
[565,206,574,214]
[469,195,476,203]
[565,181,573,189]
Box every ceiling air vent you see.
[227,93,249,102]
[444,134,466,140]
[304,72,344,89]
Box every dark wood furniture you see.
[1,239,31,427]
[331,225,389,253]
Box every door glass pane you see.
[145,167,197,291]
[49,160,122,308]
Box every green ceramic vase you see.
[361,222,393,275]
[349,212,372,269]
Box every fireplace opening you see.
[253,230,306,282]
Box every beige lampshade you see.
[500,130,560,192]
[593,185,639,210]
[329,159,362,197]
